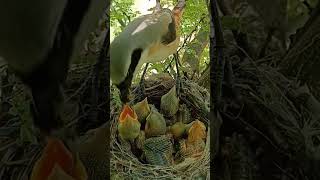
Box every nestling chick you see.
[185,120,207,157]
[145,107,167,138]
[118,105,141,141]
[187,120,206,144]
[161,85,179,117]
[170,121,186,140]
[133,97,151,124]
[46,165,75,180]
[31,137,87,180]
[78,123,109,179]
[135,130,146,150]
[143,135,174,166]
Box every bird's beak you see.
[115,48,143,104]
[116,80,131,104]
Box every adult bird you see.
[0,0,108,178]
[110,0,186,103]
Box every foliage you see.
[110,0,139,38]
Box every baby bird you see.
[143,135,174,166]
[133,97,151,124]
[78,123,109,179]
[45,165,75,180]
[117,105,141,141]
[187,120,206,144]
[185,120,207,157]
[170,121,186,140]
[145,107,167,138]
[161,86,179,117]
[31,137,87,180]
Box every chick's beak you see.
[31,137,87,180]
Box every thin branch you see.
[117,18,126,28]
[177,15,207,53]
[121,11,131,22]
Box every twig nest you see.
[118,105,141,141]
[133,97,151,124]
[145,108,167,138]
[161,85,179,117]
[135,131,146,150]
[174,139,187,163]
[177,104,192,124]
[170,122,186,140]
[143,136,174,166]
[110,76,211,179]
[185,139,206,157]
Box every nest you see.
[110,74,210,179]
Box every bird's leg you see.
[137,63,149,97]
[174,53,182,97]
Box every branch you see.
[117,18,126,28]
[121,10,131,22]
[210,0,225,107]
[177,15,207,52]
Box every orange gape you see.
[31,137,85,180]
[119,104,137,123]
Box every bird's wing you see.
[126,9,177,50]
[127,9,180,66]
[110,8,178,84]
